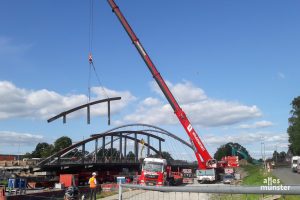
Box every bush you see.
[0,179,8,186]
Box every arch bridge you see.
[38,124,197,172]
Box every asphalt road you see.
[272,167,300,185]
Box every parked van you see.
[291,156,299,172]
[297,158,300,174]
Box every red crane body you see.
[107,0,216,169]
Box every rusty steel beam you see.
[47,97,121,124]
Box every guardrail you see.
[118,184,300,200]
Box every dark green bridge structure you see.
[37,124,197,173]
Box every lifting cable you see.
[87,0,109,103]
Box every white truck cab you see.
[291,156,300,172]
[297,158,300,173]
[196,169,216,183]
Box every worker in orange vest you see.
[88,172,97,200]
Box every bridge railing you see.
[41,156,198,166]
[118,184,300,200]
[42,157,141,166]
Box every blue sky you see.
[0,0,299,160]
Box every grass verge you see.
[212,164,299,200]
[242,164,273,185]
[242,165,299,200]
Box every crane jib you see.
[187,124,206,152]
[107,0,214,169]
[134,41,147,56]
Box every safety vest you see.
[89,177,97,188]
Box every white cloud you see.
[150,80,207,104]
[123,81,262,127]
[204,131,288,147]
[90,86,136,116]
[183,99,261,127]
[254,120,274,128]
[0,79,268,155]
[238,120,274,129]
[0,131,43,146]
[0,81,135,120]
[141,97,162,107]
[124,104,175,125]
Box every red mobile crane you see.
[107,0,220,184]
[107,0,216,170]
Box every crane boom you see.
[107,0,216,169]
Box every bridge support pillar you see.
[82,143,85,164]
[124,137,127,162]
[95,138,98,163]
[119,133,122,161]
[87,105,90,124]
[159,140,162,157]
[111,135,113,161]
[134,133,138,162]
[102,136,105,162]
[147,135,150,157]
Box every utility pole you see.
[263,142,266,169]
[275,144,278,164]
[18,136,20,165]
[263,142,266,161]
[261,141,265,169]
[261,142,264,160]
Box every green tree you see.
[26,137,72,158]
[23,152,32,159]
[76,149,89,157]
[98,148,121,160]
[273,151,287,163]
[214,144,231,161]
[40,145,54,157]
[272,150,279,162]
[126,151,135,160]
[53,136,72,153]
[287,96,300,155]
[31,142,54,158]
[160,151,174,161]
[96,148,107,159]
[214,142,253,163]
[279,151,287,162]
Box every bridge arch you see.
[38,124,194,168]
[94,123,194,150]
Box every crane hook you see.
[88,53,93,64]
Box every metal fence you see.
[118,184,300,200]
